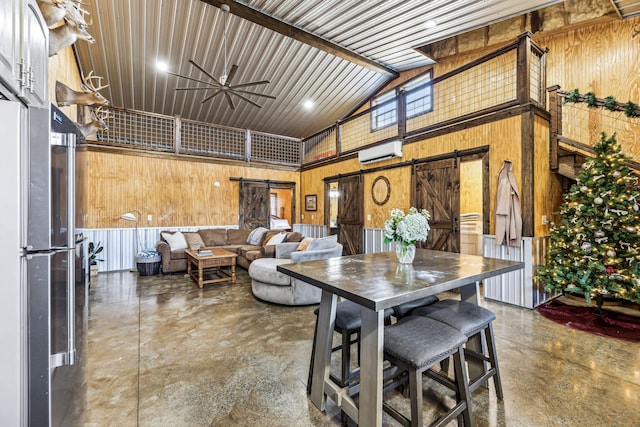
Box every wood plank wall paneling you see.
[533,113,563,236]
[77,150,299,228]
[301,117,522,234]
[539,16,640,102]
[48,45,82,121]
[460,159,483,215]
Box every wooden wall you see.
[48,46,81,121]
[460,160,483,215]
[301,116,523,234]
[76,150,299,229]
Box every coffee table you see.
[185,248,238,288]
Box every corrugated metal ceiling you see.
[73,0,567,138]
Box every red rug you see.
[537,299,640,342]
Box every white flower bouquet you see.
[383,207,431,247]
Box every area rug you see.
[537,299,640,342]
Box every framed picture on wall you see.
[305,194,317,211]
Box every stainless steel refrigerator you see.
[0,100,86,426]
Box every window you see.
[370,91,397,131]
[403,72,433,118]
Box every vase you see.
[395,243,416,264]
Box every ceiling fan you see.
[168,4,275,109]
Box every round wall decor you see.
[371,175,391,206]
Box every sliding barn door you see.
[337,175,364,255]
[414,159,460,252]
[239,182,269,229]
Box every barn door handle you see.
[453,217,458,234]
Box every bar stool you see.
[413,299,503,399]
[383,316,473,427]
[307,300,394,394]
[392,295,439,319]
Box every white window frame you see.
[403,71,433,119]
[370,90,397,131]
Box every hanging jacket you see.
[495,160,522,247]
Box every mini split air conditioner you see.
[358,140,403,164]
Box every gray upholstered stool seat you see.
[413,299,503,399]
[383,316,473,427]
[307,301,394,393]
[392,295,439,319]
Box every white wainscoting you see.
[293,224,327,238]
[77,225,237,272]
[363,228,395,253]
[483,235,557,309]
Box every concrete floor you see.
[76,269,640,426]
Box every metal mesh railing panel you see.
[180,120,245,160]
[303,127,337,164]
[96,108,174,151]
[406,49,517,132]
[340,101,398,153]
[561,102,640,161]
[530,50,543,104]
[250,132,301,165]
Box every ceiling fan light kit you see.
[169,3,275,109]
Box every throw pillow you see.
[184,232,205,250]
[162,231,188,250]
[266,232,287,246]
[296,237,313,251]
[247,227,268,246]
[307,234,338,251]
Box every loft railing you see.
[91,106,302,167]
[302,32,547,167]
[548,87,640,171]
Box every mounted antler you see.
[76,106,112,138]
[63,0,91,28]
[56,71,109,106]
[49,15,95,56]
[36,0,68,26]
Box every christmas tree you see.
[538,133,640,311]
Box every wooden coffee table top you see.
[185,248,238,260]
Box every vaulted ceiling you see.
[72,0,622,139]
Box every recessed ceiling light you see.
[425,20,437,29]
[303,99,314,110]
[156,60,168,72]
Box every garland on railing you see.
[563,89,640,118]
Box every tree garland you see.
[564,88,640,118]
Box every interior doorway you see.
[239,181,295,229]
[326,181,339,235]
[459,159,484,255]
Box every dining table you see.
[277,249,524,426]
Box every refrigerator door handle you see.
[50,249,76,369]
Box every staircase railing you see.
[548,86,640,172]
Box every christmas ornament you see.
[594,230,605,238]
[594,197,603,205]
[626,226,636,233]
[606,249,616,258]
[580,186,588,192]
[613,171,621,178]
[581,242,592,252]
[606,266,614,274]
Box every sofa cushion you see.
[227,229,252,245]
[183,232,205,250]
[307,234,338,251]
[236,245,262,258]
[296,237,313,251]
[161,232,189,250]
[199,229,227,246]
[247,227,268,245]
[285,231,303,243]
[265,232,288,245]
[244,249,264,262]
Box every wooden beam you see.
[200,0,399,78]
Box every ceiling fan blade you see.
[233,88,276,100]
[223,91,236,110]
[189,59,222,85]
[229,90,262,108]
[167,71,219,88]
[200,89,222,104]
[230,80,270,90]
[225,64,238,87]
[175,87,214,91]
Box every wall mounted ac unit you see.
[358,140,403,164]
